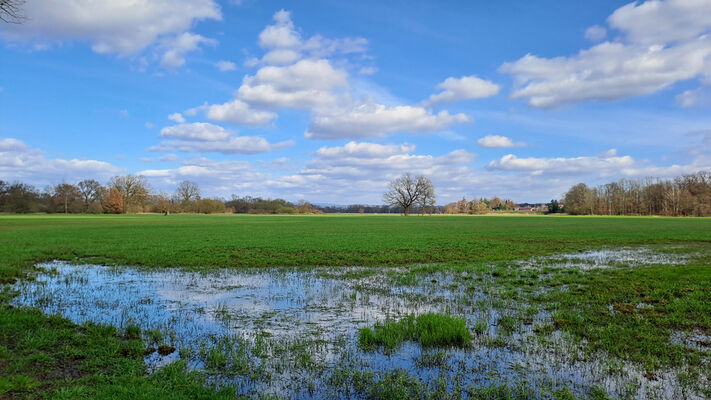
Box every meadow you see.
[1,214,710,399]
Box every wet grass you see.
[0,305,240,399]
[359,313,472,352]
[1,214,710,281]
[1,214,710,398]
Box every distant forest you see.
[562,171,711,217]
[0,171,709,216]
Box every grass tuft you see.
[359,313,471,352]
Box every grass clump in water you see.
[359,313,471,352]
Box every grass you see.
[359,313,472,352]
[1,214,710,398]
[0,305,240,400]
[1,214,710,280]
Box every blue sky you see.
[1,0,711,204]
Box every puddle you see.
[10,247,708,399]
[519,247,693,270]
[672,330,711,352]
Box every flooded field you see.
[11,247,711,399]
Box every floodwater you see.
[10,248,708,399]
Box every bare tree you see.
[383,173,435,216]
[175,180,200,205]
[109,175,149,213]
[77,179,103,210]
[418,176,436,215]
[53,183,80,214]
[0,0,26,24]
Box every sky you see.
[1,0,711,204]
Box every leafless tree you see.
[175,180,200,205]
[77,179,103,210]
[53,183,80,214]
[109,175,149,213]
[418,176,436,215]
[0,0,27,24]
[383,173,435,216]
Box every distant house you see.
[516,203,548,212]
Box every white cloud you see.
[168,113,186,124]
[315,141,416,159]
[500,0,711,108]
[153,122,293,154]
[501,40,711,108]
[153,137,294,155]
[427,75,500,105]
[261,141,479,203]
[487,149,635,176]
[0,138,28,152]
[145,122,155,129]
[160,123,229,141]
[0,0,221,58]
[185,9,471,140]
[584,25,607,41]
[159,154,179,162]
[0,137,122,185]
[676,87,711,107]
[477,135,526,148]
[252,9,368,66]
[305,101,470,139]
[608,0,711,46]
[204,99,278,126]
[215,60,237,71]
[139,158,270,195]
[160,32,217,69]
[237,59,348,109]
[258,10,301,49]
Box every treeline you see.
[0,176,229,214]
[225,196,321,214]
[0,177,325,215]
[443,196,517,214]
[562,171,711,216]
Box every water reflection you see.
[11,247,705,399]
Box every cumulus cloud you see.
[427,75,500,105]
[315,141,416,159]
[160,32,217,69]
[183,9,468,140]
[488,149,635,175]
[500,0,711,108]
[160,123,230,141]
[261,141,479,203]
[253,9,368,66]
[203,99,278,126]
[584,25,607,41]
[139,158,269,194]
[237,58,348,109]
[215,60,237,71]
[0,0,221,64]
[477,135,526,148]
[0,137,122,185]
[608,0,711,46]
[152,123,292,154]
[305,101,470,139]
[168,113,186,124]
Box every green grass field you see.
[2,214,710,279]
[1,214,710,399]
